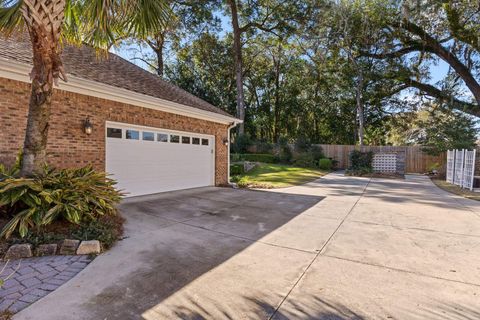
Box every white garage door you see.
[106,122,215,197]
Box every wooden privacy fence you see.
[314,144,446,174]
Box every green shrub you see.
[243,154,277,163]
[310,145,324,161]
[230,164,244,175]
[230,153,241,162]
[294,136,311,153]
[346,167,373,176]
[292,153,316,168]
[232,134,252,154]
[71,215,124,249]
[0,151,22,181]
[230,153,278,163]
[349,150,373,170]
[318,158,333,170]
[0,166,123,239]
[9,231,65,248]
[8,214,124,251]
[277,137,293,163]
[235,176,272,189]
[235,176,251,188]
[254,141,274,154]
[331,158,339,170]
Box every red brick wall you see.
[0,78,230,185]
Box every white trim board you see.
[0,57,241,125]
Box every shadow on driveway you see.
[82,187,325,319]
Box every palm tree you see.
[0,0,170,176]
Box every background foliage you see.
[124,0,479,149]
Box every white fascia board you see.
[0,58,241,125]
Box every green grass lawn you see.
[231,163,328,188]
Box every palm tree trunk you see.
[22,69,53,176]
[20,0,66,176]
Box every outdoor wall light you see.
[223,138,229,146]
[84,117,93,135]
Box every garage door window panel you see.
[182,136,191,144]
[170,135,180,143]
[202,139,209,146]
[142,132,154,141]
[107,128,122,138]
[157,133,168,142]
[192,138,200,145]
[126,130,140,140]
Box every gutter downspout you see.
[227,121,238,186]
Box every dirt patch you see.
[0,310,13,320]
[346,172,404,179]
[431,178,480,201]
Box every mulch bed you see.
[346,172,405,179]
[0,215,124,257]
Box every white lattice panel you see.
[446,150,455,184]
[454,150,465,186]
[463,149,476,190]
[372,153,397,173]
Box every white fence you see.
[446,150,455,183]
[446,149,476,190]
[453,150,465,186]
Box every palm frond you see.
[124,0,172,40]
[63,0,82,46]
[0,0,23,35]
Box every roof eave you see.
[0,58,242,125]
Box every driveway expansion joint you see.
[348,219,480,238]
[180,221,317,255]
[268,177,372,320]
[322,254,480,288]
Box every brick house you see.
[0,36,240,197]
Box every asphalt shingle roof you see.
[0,35,233,118]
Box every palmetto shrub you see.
[0,165,122,239]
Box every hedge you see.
[230,164,244,175]
[230,153,278,163]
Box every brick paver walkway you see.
[0,255,92,313]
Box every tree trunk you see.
[154,34,165,77]
[22,71,53,176]
[356,73,364,146]
[20,0,66,176]
[273,46,281,143]
[228,0,246,134]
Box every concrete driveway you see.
[15,173,480,319]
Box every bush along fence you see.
[235,140,444,174]
[314,145,445,174]
[446,149,476,190]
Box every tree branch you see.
[360,44,426,59]
[384,19,480,106]
[404,78,479,116]
[131,57,158,72]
